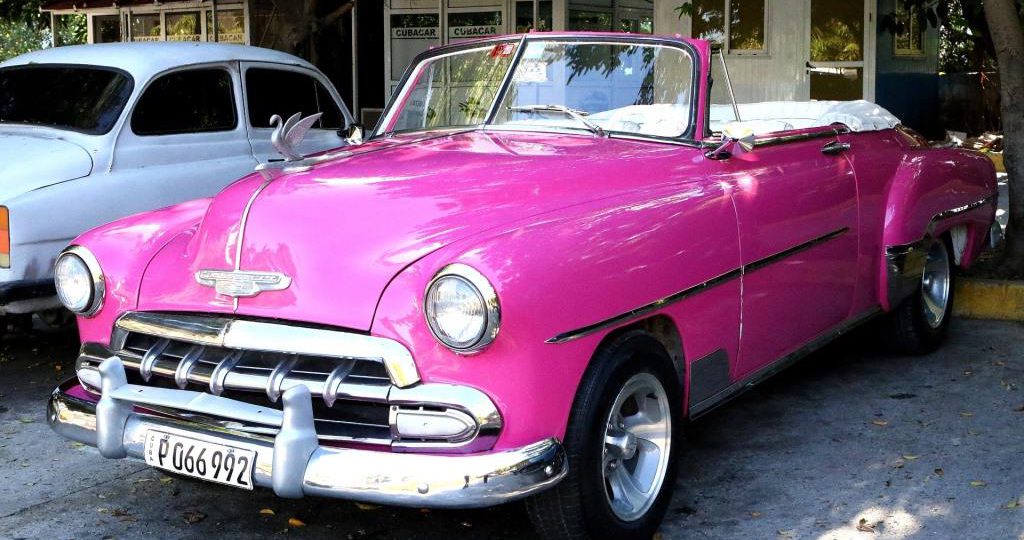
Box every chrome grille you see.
[75,312,502,452]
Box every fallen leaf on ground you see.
[751,511,762,518]
[69,442,85,449]
[934,468,944,476]
[1014,404,1024,412]
[17,417,33,424]
[159,476,173,485]
[652,533,664,540]
[259,508,275,516]
[960,411,975,417]
[970,480,987,487]
[856,518,876,533]
[777,530,796,538]
[902,454,919,460]
[1006,499,1021,509]
[354,502,379,511]
[287,517,306,527]
[872,419,889,427]
[182,510,206,524]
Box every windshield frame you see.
[373,34,702,146]
[0,63,136,136]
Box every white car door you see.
[89,63,259,228]
[239,62,353,164]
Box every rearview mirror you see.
[343,123,364,145]
[706,124,756,160]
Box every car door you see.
[725,128,860,379]
[240,63,353,164]
[95,64,259,227]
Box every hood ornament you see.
[196,269,292,298]
[270,112,324,161]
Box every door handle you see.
[822,141,851,155]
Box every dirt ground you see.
[0,318,1022,540]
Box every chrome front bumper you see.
[48,367,567,508]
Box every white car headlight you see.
[54,246,104,316]
[424,264,500,353]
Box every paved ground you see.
[0,319,1022,540]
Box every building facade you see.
[43,0,940,135]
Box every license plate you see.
[144,430,256,490]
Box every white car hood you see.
[0,132,93,199]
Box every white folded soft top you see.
[710,100,901,135]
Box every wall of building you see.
[874,0,941,137]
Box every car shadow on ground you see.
[1,319,1020,539]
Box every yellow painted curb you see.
[954,278,1024,321]
[987,152,1005,173]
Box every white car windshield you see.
[380,38,696,140]
[0,65,134,134]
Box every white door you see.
[239,62,352,164]
[805,0,875,101]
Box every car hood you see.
[138,129,692,330]
[0,131,93,198]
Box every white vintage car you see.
[0,42,355,327]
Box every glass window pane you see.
[729,0,765,51]
[93,15,121,43]
[809,66,862,100]
[568,10,613,31]
[691,0,725,46]
[166,12,200,42]
[389,42,517,132]
[390,13,440,80]
[810,0,863,62]
[0,66,133,134]
[132,69,236,135]
[246,68,344,129]
[515,0,552,33]
[207,9,246,44]
[496,42,695,138]
[131,13,161,42]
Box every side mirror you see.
[706,124,756,160]
[343,123,364,145]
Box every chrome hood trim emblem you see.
[196,269,292,298]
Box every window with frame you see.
[132,69,237,136]
[690,0,767,55]
[894,3,924,56]
[245,68,345,129]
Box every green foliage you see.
[0,19,47,61]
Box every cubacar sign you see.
[393,27,439,39]
[449,25,499,39]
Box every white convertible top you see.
[0,42,315,82]
[710,100,901,135]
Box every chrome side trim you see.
[547,227,849,344]
[114,312,421,388]
[48,379,566,508]
[689,308,880,418]
[932,194,997,222]
[752,126,849,148]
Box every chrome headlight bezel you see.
[54,246,105,317]
[424,264,500,353]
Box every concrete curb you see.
[954,278,1024,321]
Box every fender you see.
[878,141,997,310]
[73,198,212,343]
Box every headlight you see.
[424,264,500,353]
[54,246,104,316]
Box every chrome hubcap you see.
[921,240,951,329]
[602,373,672,522]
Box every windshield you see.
[0,66,134,134]
[380,38,696,140]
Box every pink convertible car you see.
[48,33,997,539]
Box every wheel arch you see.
[591,315,686,399]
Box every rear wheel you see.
[882,237,954,354]
[525,332,680,540]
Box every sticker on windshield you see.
[490,43,516,58]
[514,61,549,83]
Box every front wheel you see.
[526,332,680,540]
[881,236,954,354]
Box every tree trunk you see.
[984,0,1024,273]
